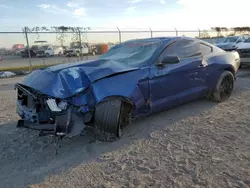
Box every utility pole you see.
[78,29,83,61]
[24,27,32,71]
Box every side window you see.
[200,43,212,56]
[162,40,201,59]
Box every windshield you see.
[98,39,165,65]
[223,36,239,43]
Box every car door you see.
[149,39,207,113]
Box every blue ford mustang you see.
[15,37,240,141]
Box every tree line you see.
[23,26,91,47]
[200,27,250,38]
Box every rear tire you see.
[94,100,123,142]
[211,71,235,102]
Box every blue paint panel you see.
[91,68,149,110]
[69,87,96,107]
[149,56,210,113]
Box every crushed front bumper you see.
[17,105,93,137]
[17,120,54,131]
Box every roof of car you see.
[125,36,196,44]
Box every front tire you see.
[94,100,123,142]
[211,71,235,102]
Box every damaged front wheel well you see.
[94,96,133,141]
[99,96,133,111]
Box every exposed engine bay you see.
[15,83,93,138]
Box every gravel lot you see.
[0,70,250,188]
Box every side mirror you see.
[157,55,180,66]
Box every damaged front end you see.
[15,83,93,137]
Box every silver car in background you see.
[216,35,250,51]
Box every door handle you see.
[199,58,208,67]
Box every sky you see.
[1,0,250,31]
[1,0,250,47]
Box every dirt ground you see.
[0,70,250,188]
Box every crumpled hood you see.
[19,59,139,99]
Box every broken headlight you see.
[46,98,68,112]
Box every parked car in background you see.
[20,42,46,58]
[215,35,250,51]
[20,46,37,58]
[36,45,51,57]
[33,41,49,57]
[236,37,250,66]
[15,37,240,141]
[65,42,89,57]
[37,45,64,57]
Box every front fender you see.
[91,69,149,110]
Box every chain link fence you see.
[0,27,236,72]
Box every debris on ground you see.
[0,71,16,78]
[0,71,27,78]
